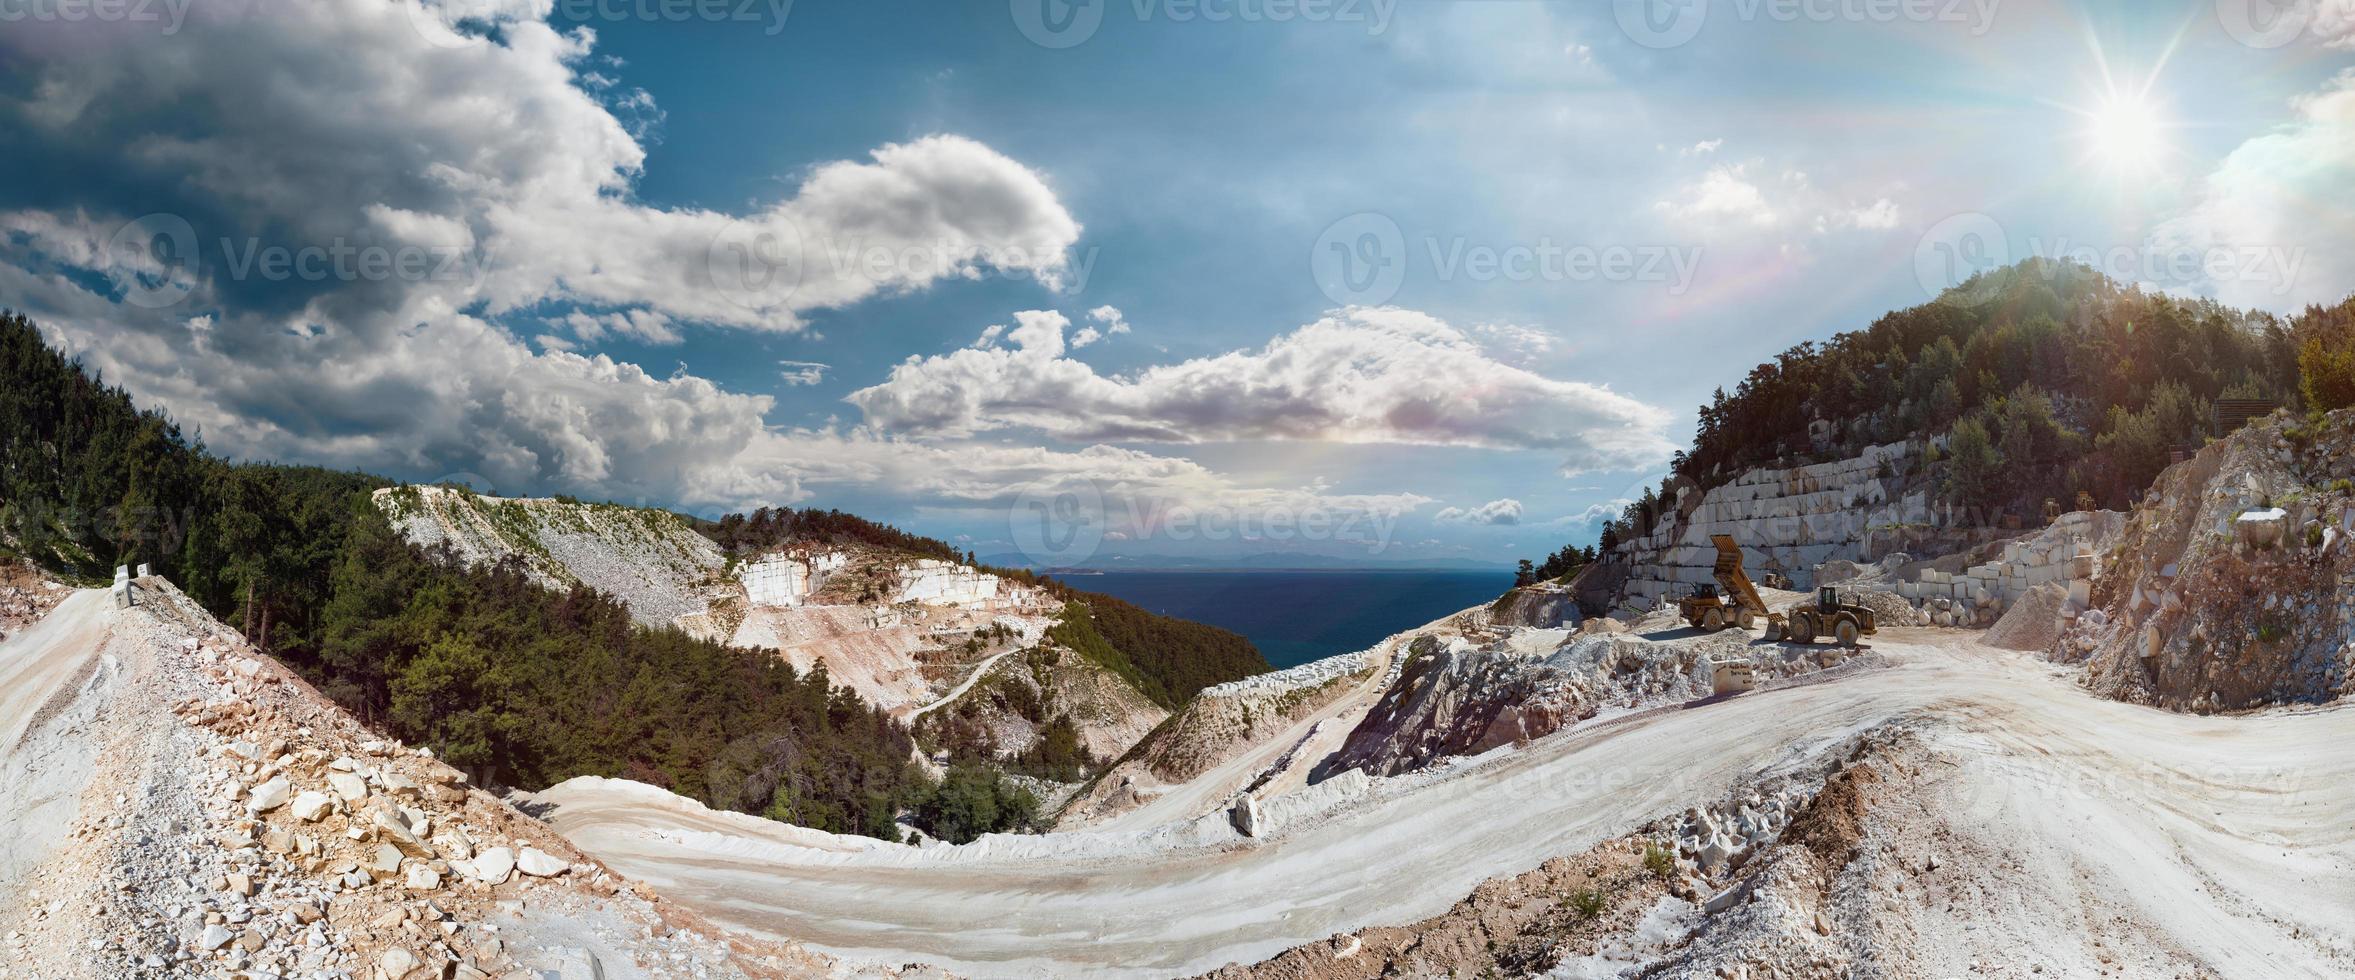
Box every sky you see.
[1,0,2351,567]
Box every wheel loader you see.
[1765,585,1877,647]
[1679,535,1876,647]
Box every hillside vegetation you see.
[1544,261,2354,569]
[0,312,1022,841]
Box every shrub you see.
[1643,841,1676,879]
[1566,888,1607,921]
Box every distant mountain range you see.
[982,552,1518,573]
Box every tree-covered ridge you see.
[1519,262,2353,575]
[1679,260,2306,509]
[0,311,988,842]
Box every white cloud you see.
[2151,69,2355,310]
[846,307,1676,475]
[1472,322,1556,366]
[0,0,1090,510]
[0,0,1079,334]
[779,360,829,386]
[1848,198,1902,230]
[1658,164,1778,226]
[1071,305,1131,348]
[714,431,1435,535]
[1552,498,1634,529]
[1434,498,1524,525]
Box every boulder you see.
[365,842,405,877]
[515,846,567,877]
[1229,795,1262,838]
[246,776,292,813]
[469,846,515,885]
[404,862,442,891]
[380,947,420,979]
[290,790,332,822]
[327,772,368,803]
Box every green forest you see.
[0,311,1263,843]
[1522,260,2355,569]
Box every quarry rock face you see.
[2075,410,2355,711]
[1608,442,1929,613]
[738,549,849,607]
[1490,585,1580,629]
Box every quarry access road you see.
[904,646,1023,720]
[0,589,113,753]
[539,628,2355,978]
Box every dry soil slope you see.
[0,575,898,980]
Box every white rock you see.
[515,847,567,877]
[470,847,515,885]
[380,947,419,979]
[327,772,368,803]
[365,843,405,876]
[246,776,292,813]
[290,791,332,822]
[380,771,421,798]
[199,924,234,950]
[403,863,441,891]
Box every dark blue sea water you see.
[1072,570,1514,670]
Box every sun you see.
[2085,93,2166,173]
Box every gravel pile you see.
[0,579,871,980]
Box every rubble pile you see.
[2074,410,2355,710]
[0,559,69,639]
[1894,510,2122,628]
[0,578,855,980]
[1313,628,1863,780]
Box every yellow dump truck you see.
[1679,535,1771,632]
[1680,535,1876,647]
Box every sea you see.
[1070,569,1515,670]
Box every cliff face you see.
[1608,443,1930,614]
[2072,411,2355,711]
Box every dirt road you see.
[0,589,113,752]
[540,629,2355,976]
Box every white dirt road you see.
[0,588,113,753]
[538,627,2355,977]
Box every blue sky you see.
[2,0,2350,566]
